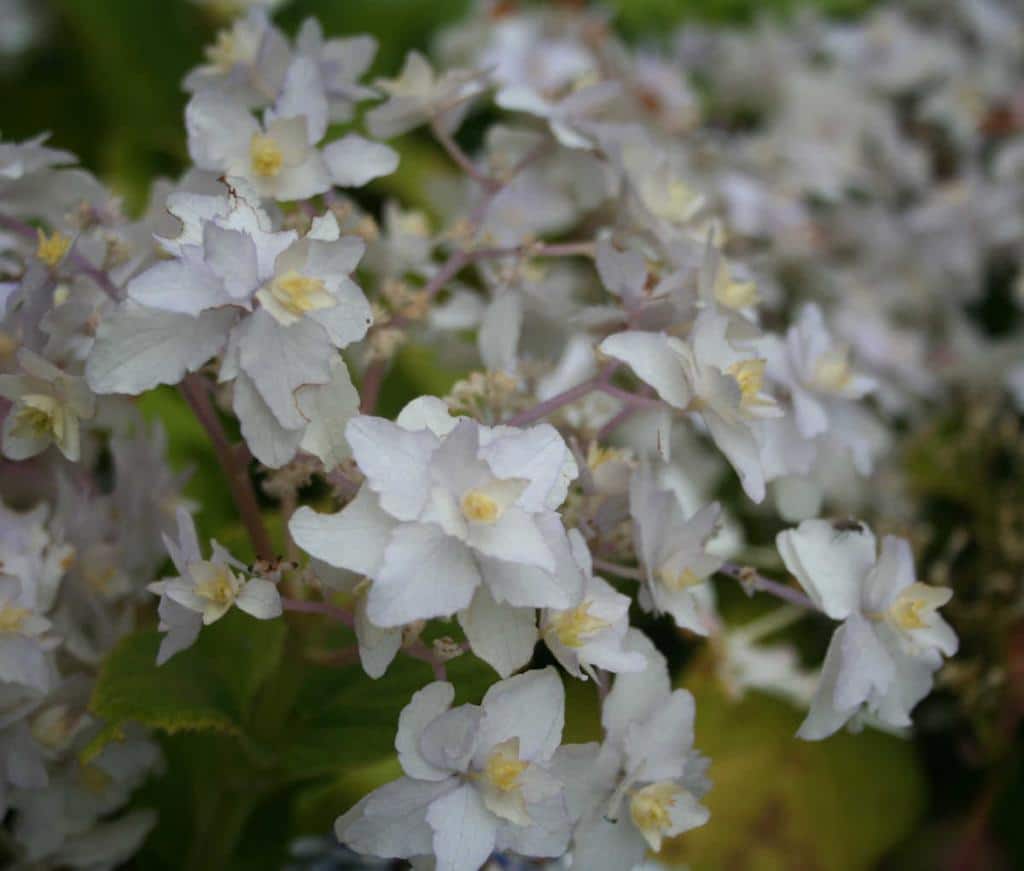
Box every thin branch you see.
[359,359,389,414]
[281,596,451,679]
[430,118,500,190]
[591,558,645,581]
[717,562,818,611]
[179,375,274,561]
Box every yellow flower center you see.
[0,602,31,634]
[193,564,238,607]
[887,582,941,631]
[484,745,528,793]
[645,178,703,224]
[250,133,284,178]
[658,565,701,593]
[461,489,502,524]
[11,394,63,442]
[630,781,681,842]
[811,348,853,393]
[36,229,71,268]
[726,358,767,407]
[549,603,610,648]
[205,30,238,72]
[714,269,759,310]
[269,271,332,316]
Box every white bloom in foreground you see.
[565,632,710,869]
[0,349,94,462]
[87,192,367,468]
[776,519,957,740]
[541,531,646,681]
[147,508,281,664]
[629,462,723,635]
[600,309,781,501]
[290,398,582,649]
[337,668,573,871]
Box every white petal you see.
[86,304,235,395]
[426,783,497,871]
[368,524,480,626]
[234,578,282,619]
[297,356,360,470]
[336,777,453,860]
[776,519,876,619]
[354,595,402,679]
[477,667,563,763]
[624,689,696,783]
[270,57,329,143]
[459,587,537,678]
[126,258,229,316]
[603,630,670,740]
[834,613,894,712]
[236,309,333,429]
[232,371,303,468]
[346,416,437,521]
[599,330,691,409]
[290,487,396,577]
[396,682,456,781]
[323,134,400,187]
[480,424,578,511]
[479,292,522,374]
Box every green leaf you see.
[661,657,926,870]
[90,611,287,743]
[281,647,492,781]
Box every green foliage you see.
[664,657,926,870]
[90,611,287,740]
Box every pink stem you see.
[179,375,274,561]
[430,118,500,190]
[717,563,818,611]
[591,558,645,581]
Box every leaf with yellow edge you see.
[659,653,926,871]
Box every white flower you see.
[541,530,646,681]
[565,631,710,870]
[290,397,582,639]
[629,462,723,635]
[776,519,957,739]
[0,349,94,462]
[187,57,397,201]
[336,668,573,871]
[147,508,281,664]
[600,309,781,501]
[183,9,290,103]
[294,18,379,123]
[497,81,621,150]
[87,193,368,468]
[0,577,52,692]
[366,51,485,139]
[765,303,876,440]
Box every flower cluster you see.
[3,0,1013,866]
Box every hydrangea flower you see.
[565,632,710,869]
[777,519,957,739]
[629,462,723,635]
[337,668,574,871]
[540,530,646,680]
[600,309,782,501]
[147,508,281,664]
[290,397,581,635]
[0,348,94,462]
